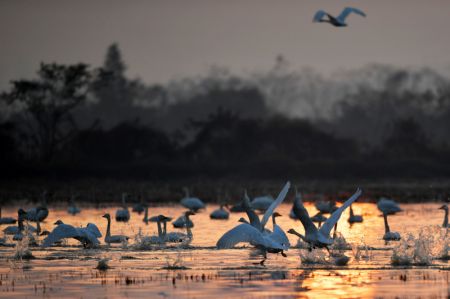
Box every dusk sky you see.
[1,0,450,90]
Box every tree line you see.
[2,44,450,180]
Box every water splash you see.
[299,249,328,264]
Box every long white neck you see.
[443,209,449,228]
[163,221,167,236]
[143,207,148,224]
[106,217,111,238]
[383,213,390,233]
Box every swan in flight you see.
[115,193,130,222]
[210,205,229,220]
[102,213,129,245]
[348,204,363,223]
[382,212,401,241]
[216,182,291,263]
[67,194,81,216]
[180,187,205,212]
[42,220,102,248]
[288,188,362,252]
[313,7,366,27]
[439,204,449,228]
[0,207,16,225]
[377,198,402,215]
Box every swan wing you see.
[313,10,327,22]
[320,188,363,237]
[337,7,366,22]
[216,223,265,249]
[86,223,102,238]
[42,224,79,247]
[260,181,290,229]
[269,224,290,249]
[292,193,317,235]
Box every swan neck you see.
[36,218,41,235]
[350,205,354,217]
[143,207,148,223]
[156,220,163,238]
[383,212,390,233]
[106,217,111,237]
[163,221,167,236]
[185,215,192,238]
[444,209,449,228]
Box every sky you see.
[1,0,450,90]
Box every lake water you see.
[0,202,449,298]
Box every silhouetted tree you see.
[1,63,93,162]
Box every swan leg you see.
[281,250,287,258]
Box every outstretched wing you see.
[313,10,327,22]
[319,188,363,237]
[42,224,79,247]
[260,181,290,229]
[337,7,366,23]
[216,223,265,249]
[86,223,102,238]
[292,193,317,235]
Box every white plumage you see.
[42,221,102,247]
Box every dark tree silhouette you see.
[1,63,93,162]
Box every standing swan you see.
[210,205,229,220]
[348,204,363,223]
[115,193,130,222]
[288,188,362,252]
[102,213,129,245]
[313,7,366,27]
[216,182,291,263]
[164,211,195,244]
[382,212,401,240]
[439,205,449,228]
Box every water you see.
[0,203,449,298]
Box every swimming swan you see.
[102,213,129,245]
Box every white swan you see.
[141,215,168,245]
[348,204,363,223]
[180,187,205,212]
[439,204,449,228]
[216,182,291,262]
[42,220,102,248]
[382,212,401,241]
[102,213,129,245]
[26,190,49,222]
[67,194,81,216]
[164,211,195,244]
[132,195,145,214]
[172,213,194,228]
[210,205,229,220]
[0,207,16,225]
[4,209,37,235]
[377,198,402,215]
[251,195,274,212]
[115,193,130,222]
[313,7,366,27]
[9,209,36,244]
[288,188,362,252]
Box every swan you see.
[313,7,366,27]
[140,215,168,245]
[230,202,245,212]
[164,211,195,244]
[216,181,291,263]
[288,188,362,252]
[289,188,303,220]
[348,204,363,223]
[251,195,274,212]
[377,198,402,215]
[210,205,229,220]
[8,209,36,244]
[67,194,81,216]
[115,193,130,222]
[180,187,205,212]
[102,213,129,245]
[310,212,327,228]
[439,205,449,228]
[26,190,49,222]
[382,212,401,241]
[42,220,102,248]
[315,200,337,214]
[132,195,145,214]
[268,212,290,249]
[143,205,150,224]
[172,212,194,228]
[0,207,16,225]
[4,209,37,235]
